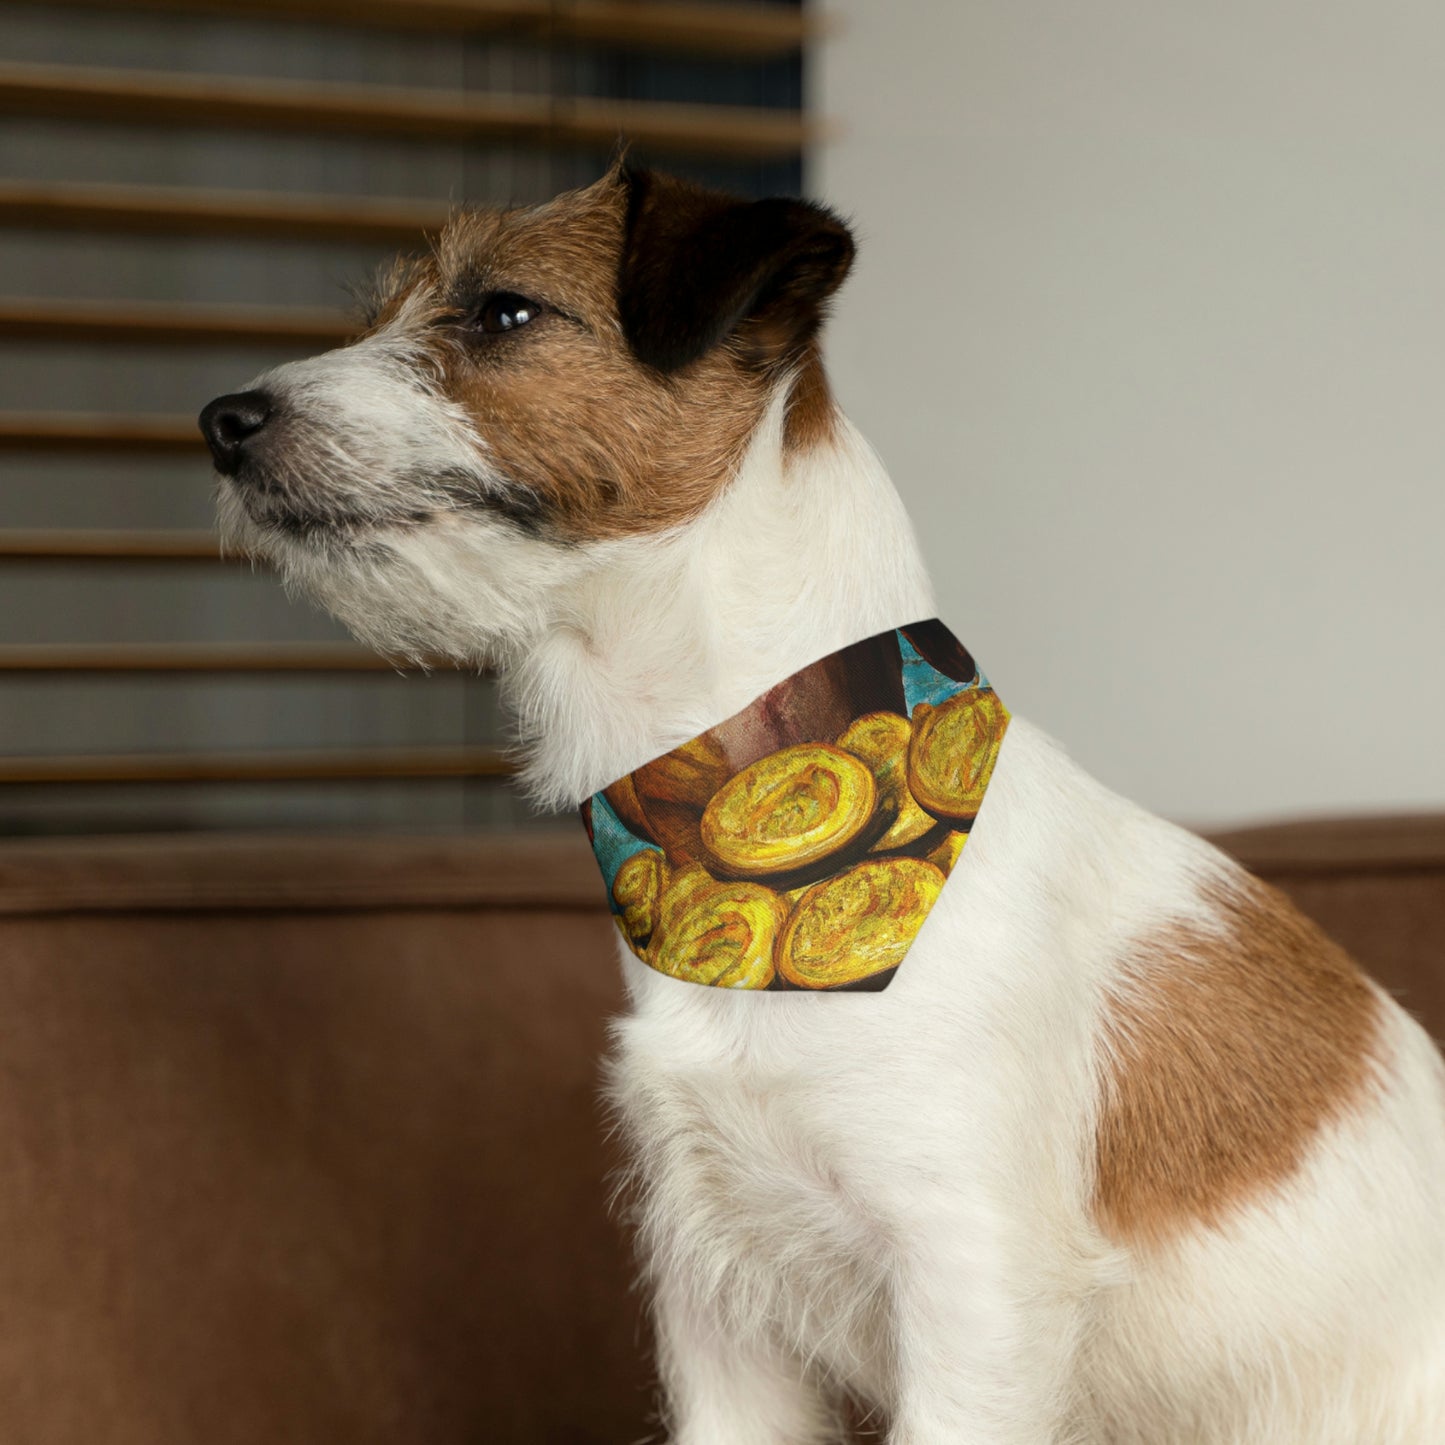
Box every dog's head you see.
[199,166,854,663]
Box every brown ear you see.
[618,166,855,375]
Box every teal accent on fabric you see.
[591,792,658,895]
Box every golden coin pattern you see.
[701,743,878,879]
[581,621,1008,991]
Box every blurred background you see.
[0,3,1441,1443]
[0,0,802,837]
[817,0,1445,828]
[3,1,1440,841]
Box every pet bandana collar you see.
[580,620,1009,992]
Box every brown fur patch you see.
[617,167,853,378]
[364,170,847,541]
[1094,872,1382,1247]
[783,342,840,453]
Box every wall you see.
[812,0,1445,827]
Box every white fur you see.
[221,352,1445,1442]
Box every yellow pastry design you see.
[836,710,939,853]
[777,857,947,989]
[700,743,877,880]
[649,875,789,989]
[907,688,1009,824]
[655,862,716,930]
[612,848,668,948]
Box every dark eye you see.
[474,292,542,334]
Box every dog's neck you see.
[505,389,937,809]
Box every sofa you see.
[0,818,1438,1442]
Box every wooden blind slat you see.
[0,746,513,784]
[0,412,201,452]
[563,0,815,57]
[0,180,449,245]
[0,530,227,561]
[0,832,604,916]
[19,0,815,58]
[0,298,353,348]
[0,62,818,161]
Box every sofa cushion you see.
[0,819,1438,1442]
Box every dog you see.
[200,163,1445,1443]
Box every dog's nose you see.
[199,390,273,475]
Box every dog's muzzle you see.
[199,390,274,476]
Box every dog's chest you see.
[611,1000,895,1388]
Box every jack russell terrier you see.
[200,164,1445,1444]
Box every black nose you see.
[199,390,272,475]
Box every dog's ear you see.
[617,166,855,375]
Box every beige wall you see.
[813,1,1445,827]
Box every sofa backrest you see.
[0,832,649,1445]
[0,820,1439,1443]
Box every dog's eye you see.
[474,292,542,335]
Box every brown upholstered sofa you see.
[0,819,1439,1443]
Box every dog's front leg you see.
[654,1273,842,1445]
[884,1219,1087,1445]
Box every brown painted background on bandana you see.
[613,630,906,866]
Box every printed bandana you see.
[581,621,1008,992]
